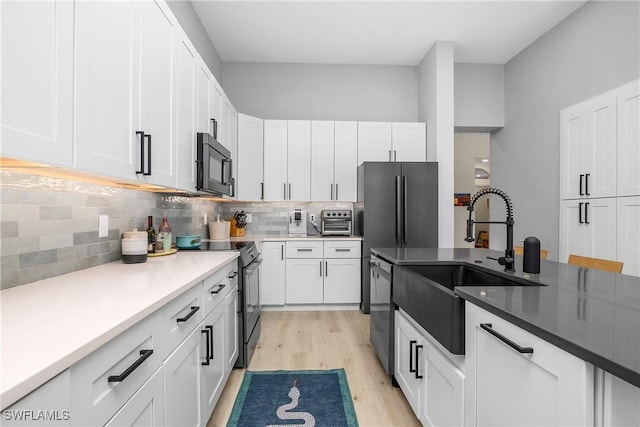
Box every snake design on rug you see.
[266,379,316,427]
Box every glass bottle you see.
[146,216,156,254]
[158,215,172,253]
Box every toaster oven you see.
[321,210,352,236]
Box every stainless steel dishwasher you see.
[370,254,394,376]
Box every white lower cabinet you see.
[224,287,240,372]
[164,327,203,427]
[603,372,640,427]
[464,302,593,427]
[261,241,286,305]
[106,367,165,427]
[323,258,361,304]
[395,310,464,427]
[285,258,325,304]
[200,305,226,425]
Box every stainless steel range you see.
[200,241,261,368]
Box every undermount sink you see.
[393,263,542,355]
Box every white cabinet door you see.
[603,372,640,427]
[419,339,464,427]
[201,305,226,424]
[617,80,640,197]
[261,242,286,305]
[2,370,71,427]
[357,122,392,164]
[196,57,214,135]
[617,197,640,277]
[229,105,239,196]
[224,286,239,373]
[211,81,224,131]
[465,303,593,427]
[311,121,336,201]
[334,121,359,201]
[285,259,324,304]
[74,0,138,179]
[164,326,202,427]
[323,259,360,304]
[1,0,73,167]
[394,310,422,415]
[287,120,312,201]
[560,94,617,200]
[392,122,426,162]
[237,114,264,201]
[105,367,165,427]
[264,120,288,201]
[559,198,616,263]
[137,0,177,188]
[174,28,197,192]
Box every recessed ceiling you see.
[192,1,587,66]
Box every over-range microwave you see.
[196,126,234,196]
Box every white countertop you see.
[208,235,362,243]
[0,250,238,409]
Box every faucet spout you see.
[465,187,515,273]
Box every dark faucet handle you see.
[497,256,513,266]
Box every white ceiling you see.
[191,0,587,66]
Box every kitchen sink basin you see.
[393,263,541,355]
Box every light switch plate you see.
[245,213,252,223]
[98,215,109,238]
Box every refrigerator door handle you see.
[403,175,408,244]
[396,175,401,244]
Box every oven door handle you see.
[244,258,263,273]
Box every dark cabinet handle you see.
[480,323,534,354]
[206,325,214,360]
[176,306,200,323]
[579,202,584,224]
[585,173,590,196]
[289,183,292,200]
[210,284,226,294]
[136,131,145,175]
[579,174,584,196]
[281,244,284,260]
[297,248,313,252]
[261,182,264,200]
[284,183,287,200]
[325,261,328,276]
[210,118,217,139]
[335,248,351,252]
[108,349,153,382]
[409,340,417,373]
[319,261,323,276]
[336,183,339,200]
[228,271,238,279]
[584,202,589,224]
[201,329,210,365]
[144,134,151,176]
[415,344,423,379]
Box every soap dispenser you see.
[522,236,541,279]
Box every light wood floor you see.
[206,310,420,427]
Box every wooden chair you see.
[567,254,623,273]
[514,245,548,260]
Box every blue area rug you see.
[227,369,359,427]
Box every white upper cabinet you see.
[334,121,358,201]
[560,93,617,199]
[1,0,74,167]
[196,57,214,135]
[357,122,392,163]
[616,80,640,197]
[75,0,178,187]
[263,120,289,201]
[221,96,238,196]
[237,114,264,201]
[311,121,336,201]
[174,28,198,192]
[287,120,312,201]
[392,122,426,162]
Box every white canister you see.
[209,221,230,240]
[122,229,148,264]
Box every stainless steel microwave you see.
[196,130,233,196]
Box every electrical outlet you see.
[245,213,252,223]
[98,215,109,238]
[309,214,315,223]
[203,213,208,225]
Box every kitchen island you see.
[371,247,640,388]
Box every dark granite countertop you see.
[371,247,640,388]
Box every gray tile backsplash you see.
[0,170,356,289]
[0,171,219,290]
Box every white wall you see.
[418,41,455,248]
[454,64,505,131]
[166,0,223,81]
[491,1,639,261]
[221,62,418,121]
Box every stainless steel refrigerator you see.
[356,162,438,376]
[355,161,438,313]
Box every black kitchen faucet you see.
[465,187,515,273]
